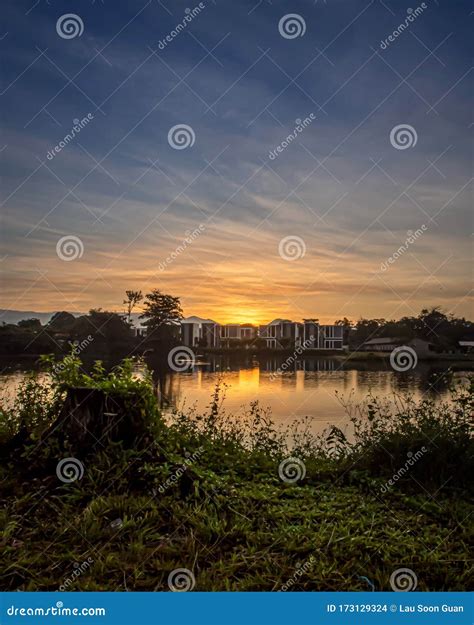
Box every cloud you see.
[1,0,472,322]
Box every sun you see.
[216,307,266,326]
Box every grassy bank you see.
[0,356,472,591]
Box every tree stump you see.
[43,387,149,452]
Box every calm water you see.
[1,355,471,436]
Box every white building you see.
[260,319,343,350]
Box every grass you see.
[0,355,472,591]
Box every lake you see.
[2,355,471,437]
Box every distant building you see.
[302,319,319,349]
[407,338,437,357]
[181,317,220,348]
[360,337,399,352]
[132,323,147,338]
[220,323,257,346]
[317,325,344,350]
[361,337,436,356]
[239,324,258,341]
[259,319,291,349]
[220,324,240,342]
[458,335,474,353]
[260,319,343,350]
[181,321,200,347]
[201,322,220,348]
[182,319,260,348]
[180,316,343,350]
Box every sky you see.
[0,0,472,325]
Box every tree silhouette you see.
[140,289,183,336]
[123,290,143,324]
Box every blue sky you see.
[1,0,472,323]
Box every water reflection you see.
[1,355,471,436]
[146,354,471,435]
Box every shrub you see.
[336,380,474,491]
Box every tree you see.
[123,290,143,324]
[0,323,57,355]
[71,309,133,345]
[414,307,449,341]
[352,318,381,344]
[18,318,42,330]
[335,318,353,344]
[140,289,183,336]
[47,311,76,333]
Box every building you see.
[259,319,291,349]
[239,324,258,341]
[181,317,220,348]
[220,323,257,346]
[201,322,220,348]
[459,335,474,353]
[260,319,343,350]
[360,337,399,352]
[180,316,344,350]
[132,323,147,338]
[302,319,319,349]
[317,324,344,350]
[181,319,259,348]
[181,320,201,347]
[220,324,240,342]
[361,337,436,356]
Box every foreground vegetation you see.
[0,356,472,591]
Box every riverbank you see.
[1,356,472,591]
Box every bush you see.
[334,381,474,491]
